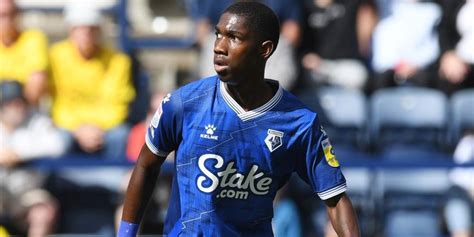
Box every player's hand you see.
[302,53,322,71]
[439,51,469,84]
[0,148,22,168]
[73,125,104,153]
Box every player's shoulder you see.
[174,75,219,100]
[275,88,320,133]
[160,75,218,111]
[279,89,319,122]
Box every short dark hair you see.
[224,1,280,50]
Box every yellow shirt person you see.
[0,29,49,104]
[49,40,135,131]
[0,29,48,83]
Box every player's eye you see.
[215,32,222,39]
[229,34,239,42]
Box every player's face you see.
[213,13,261,84]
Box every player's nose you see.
[214,37,227,55]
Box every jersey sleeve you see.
[295,116,346,200]
[145,91,183,157]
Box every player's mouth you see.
[214,57,228,73]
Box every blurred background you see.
[0,0,473,236]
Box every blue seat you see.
[376,169,450,237]
[384,210,441,237]
[343,168,377,236]
[298,87,368,150]
[449,88,474,146]
[370,87,448,154]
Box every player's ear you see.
[260,40,274,60]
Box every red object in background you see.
[126,122,147,162]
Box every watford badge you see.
[265,129,284,152]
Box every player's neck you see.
[224,79,276,112]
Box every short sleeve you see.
[295,116,346,200]
[145,91,183,157]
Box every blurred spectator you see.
[190,0,301,90]
[300,0,376,90]
[0,80,64,236]
[371,0,441,89]
[444,131,474,237]
[49,2,135,159]
[0,0,48,105]
[438,0,474,94]
[126,92,166,162]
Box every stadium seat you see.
[50,167,128,234]
[449,88,474,146]
[384,210,440,237]
[308,169,376,237]
[375,169,450,237]
[343,168,377,236]
[298,86,368,151]
[370,87,448,156]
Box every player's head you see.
[224,1,280,50]
[213,1,280,84]
[0,0,19,38]
[64,1,102,59]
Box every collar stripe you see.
[221,84,246,114]
[220,81,283,121]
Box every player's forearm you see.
[121,163,160,223]
[121,145,164,223]
[326,194,360,237]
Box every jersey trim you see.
[317,183,347,200]
[219,80,283,122]
[145,133,171,157]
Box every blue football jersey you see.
[146,76,346,237]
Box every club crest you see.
[265,129,284,152]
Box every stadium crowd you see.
[0,0,472,236]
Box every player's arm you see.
[122,144,166,222]
[295,115,360,236]
[325,193,360,237]
[119,145,166,236]
[119,91,182,237]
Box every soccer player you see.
[119,2,360,236]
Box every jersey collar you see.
[219,80,283,122]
